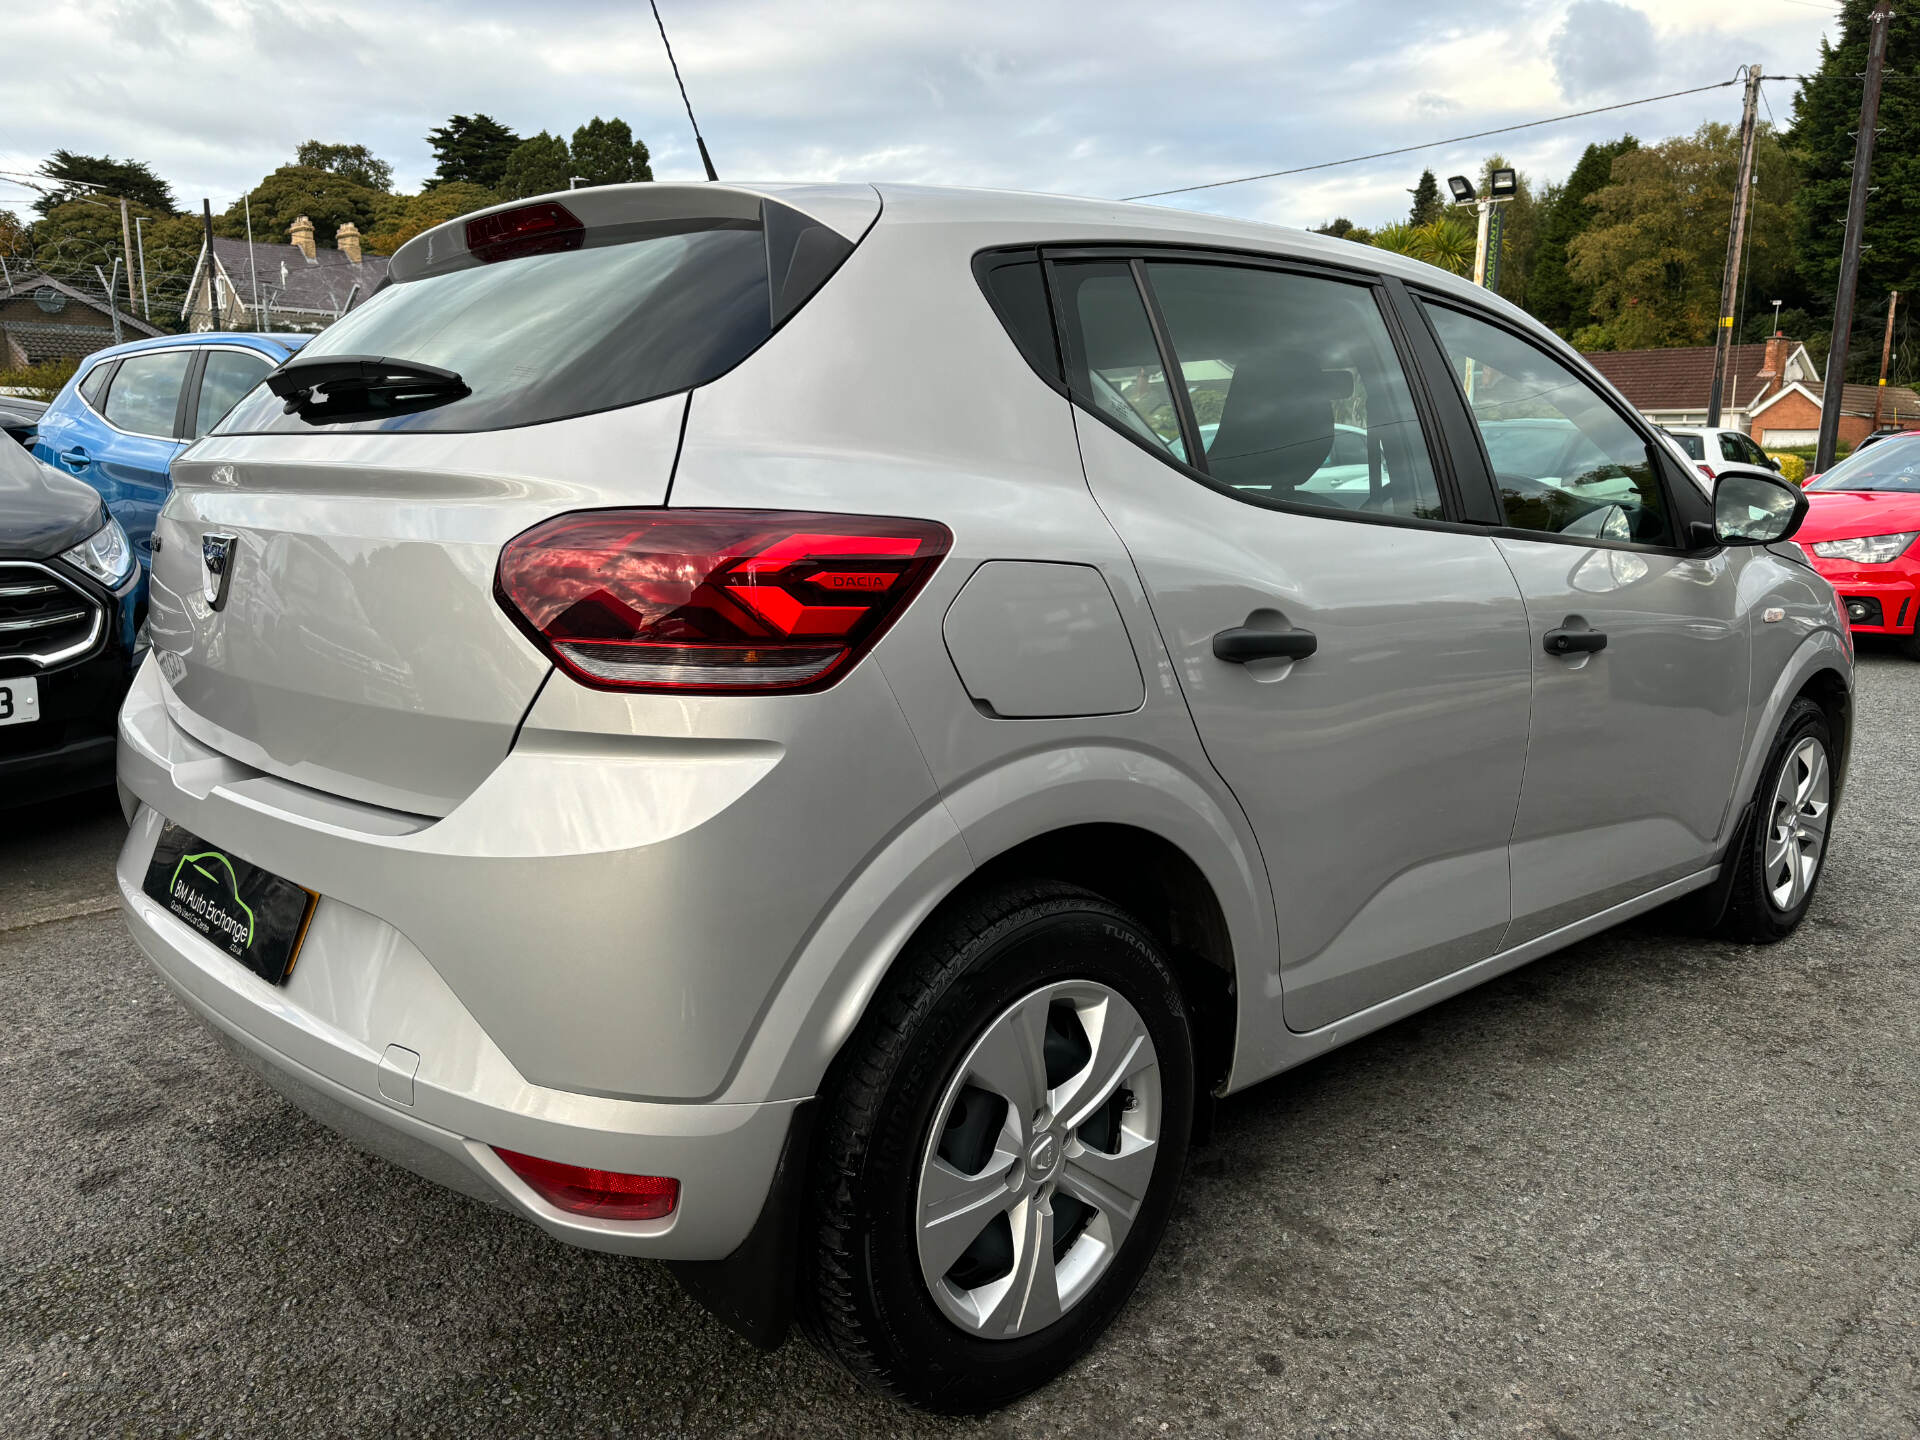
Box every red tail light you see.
[496,509,952,693]
[1698,463,1715,480]
[495,1147,679,1221]
[466,201,584,263]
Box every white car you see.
[1662,425,1783,478]
[116,181,1847,1411]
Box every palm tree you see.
[1368,217,1476,277]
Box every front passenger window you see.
[1422,303,1673,546]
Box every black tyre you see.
[799,881,1194,1412]
[1903,606,1920,661]
[1717,696,1835,943]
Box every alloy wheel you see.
[915,980,1162,1339]
[1765,734,1830,912]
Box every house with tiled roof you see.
[181,215,387,333]
[0,273,162,367]
[1583,335,1816,432]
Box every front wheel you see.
[1717,697,1835,943]
[800,881,1194,1412]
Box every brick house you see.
[1584,332,1920,450]
[182,215,389,333]
[1741,375,1920,450]
[1583,334,1817,432]
[0,273,162,368]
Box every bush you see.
[1769,453,1808,484]
[0,356,78,399]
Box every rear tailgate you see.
[144,182,879,816]
[149,403,682,814]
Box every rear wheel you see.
[1717,697,1834,943]
[800,881,1194,1412]
[1902,602,1920,660]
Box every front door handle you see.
[58,446,90,470]
[1544,626,1607,656]
[1213,626,1318,663]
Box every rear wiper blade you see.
[265,353,470,425]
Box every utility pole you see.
[1818,0,1894,472]
[94,261,123,344]
[1708,64,1764,427]
[117,195,138,326]
[1872,290,1900,431]
[200,198,220,330]
[133,216,151,320]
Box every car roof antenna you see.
[650,0,719,182]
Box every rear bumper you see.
[117,810,801,1260]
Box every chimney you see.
[289,215,316,262]
[336,222,362,265]
[1760,332,1791,382]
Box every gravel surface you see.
[3,646,1917,1438]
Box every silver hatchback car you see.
[116,182,1850,1410]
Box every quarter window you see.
[78,360,116,409]
[102,351,191,438]
[1051,261,1187,459]
[1422,303,1673,546]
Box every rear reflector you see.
[495,509,951,693]
[495,1147,679,1221]
[466,201,584,264]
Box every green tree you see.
[1408,169,1444,226]
[213,166,388,248]
[1526,136,1639,334]
[1788,0,1920,378]
[1371,217,1475,275]
[1312,217,1357,238]
[1569,122,1797,350]
[501,132,573,200]
[294,141,395,192]
[427,114,522,189]
[570,116,653,186]
[32,150,176,215]
[361,182,500,255]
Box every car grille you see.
[0,562,104,668]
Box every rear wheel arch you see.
[961,824,1237,1098]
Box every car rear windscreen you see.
[216,201,853,435]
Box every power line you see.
[1120,78,1746,201]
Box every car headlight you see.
[1810,531,1919,564]
[60,515,134,587]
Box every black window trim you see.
[1404,285,1711,558]
[181,343,279,441]
[1032,242,1487,538]
[76,357,121,421]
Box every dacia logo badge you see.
[202,532,238,611]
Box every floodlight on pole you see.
[1488,167,1517,197]
[1446,175,1476,204]
[569,176,590,189]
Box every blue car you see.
[32,333,307,573]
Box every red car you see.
[1799,432,1920,652]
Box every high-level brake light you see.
[466,202,585,264]
[495,509,952,694]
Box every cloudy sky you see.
[1,0,1839,233]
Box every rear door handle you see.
[58,446,90,470]
[1213,626,1318,663]
[1544,626,1607,656]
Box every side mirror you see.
[1712,468,1808,546]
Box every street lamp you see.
[1447,172,1517,290]
[132,214,151,319]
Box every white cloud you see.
[0,0,1835,236]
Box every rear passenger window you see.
[1719,433,1748,463]
[1422,303,1673,547]
[194,350,274,437]
[103,351,191,438]
[1144,261,1444,520]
